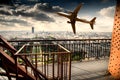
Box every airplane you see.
[57,3,96,34]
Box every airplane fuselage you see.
[69,12,77,24]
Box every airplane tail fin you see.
[90,17,96,29]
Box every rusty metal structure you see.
[15,44,71,80]
[0,35,71,80]
[0,35,36,80]
[108,0,120,79]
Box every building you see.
[32,27,34,33]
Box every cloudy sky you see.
[0,0,116,33]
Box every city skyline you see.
[0,0,116,33]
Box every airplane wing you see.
[73,3,83,15]
[71,22,76,34]
[57,12,70,19]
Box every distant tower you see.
[32,27,34,33]
[108,0,120,79]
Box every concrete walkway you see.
[0,59,114,80]
[71,59,114,80]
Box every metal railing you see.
[15,44,71,80]
[0,38,111,80]
[10,39,111,61]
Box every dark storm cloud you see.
[13,11,55,22]
[0,3,65,22]
[34,3,65,12]
[0,9,11,15]
[0,5,15,15]
[0,18,31,26]
[33,13,55,22]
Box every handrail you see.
[11,38,111,60]
[8,38,111,42]
[58,44,71,53]
[15,44,26,55]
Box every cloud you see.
[1,3,114,32]
[98,6,115,18]
[95,6,115,32]
[0,3,63,31]
[33,13,54,21]
[0,3,64,22]
[0,17,31,26]
[33,3,65,12]
[0,6,14,15]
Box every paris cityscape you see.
[0,30,112,40]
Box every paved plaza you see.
[71,59,114,80]
[0,59,115,80]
